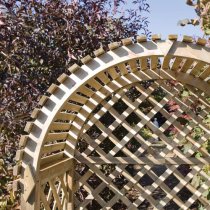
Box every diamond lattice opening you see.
[99,187,115,202]
[99,111,115,127]
[125,112,141,126]
[86,174,102,189]
[113,99,128,114]
[112,125,129,140]
[99,137,115,154]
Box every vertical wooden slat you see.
[67,159,76,210]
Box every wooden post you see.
[67,159,76,210]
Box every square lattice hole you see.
[75,186,89,202]
[99,111,115,127]
[126,137,141,153]
[112,125,128,140]
[86,199,102,210]
[99,187,115,202]
[139,126,153,141]
[76,138,88,153]
[100,164,116,176]
[125,86,141,102]
[113,99,128,114]
[112,175,128,190]
[151,112,167,127]
[125,112,141,126]
[177,164,191,177]
[75,163,89,176]
[139,173,154,187]
[177,186,193,202]
[151,165,167,176]
[112,200,127,210]
[86,125,102,139]
[86,174,102,189]
[164,99,180,113]
[126,187,140,202]
[151,87,167,102]
[164,200,180,210]
[99,137,115,154]
[138,99,154,114]
[152,187,166,201]
[164,174,180,190]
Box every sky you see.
[147,0,203,39]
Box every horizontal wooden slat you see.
[42,142,66,155]
[40,158,73,184]
[45,132,68,143]
[49,122,71,131]
[55,112,76,121]
[41,152,64,167]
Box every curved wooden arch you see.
[15,35,210,209]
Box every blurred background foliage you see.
[178,0,210,36]
[0,0,150,208]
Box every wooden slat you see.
[190,61,206,76]
[76,156,210,165]
[118,63,129,75]
[40,158,73,184]
[41,152,64,167]
[70,93,88,104]
[40,187,51,210]
[50,122,71,131]
[180,58,194,72]
[67,159,76,210]
[19,135,28,147]
[55,112,76,121]
[42,142,66,155]
[49,179,62,210]
[45,132,68,143]
[62,103,81,112]
[140,57,148,70]
[199,66,210,80]
[170,57,183,71]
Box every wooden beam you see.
[40,158,73,184]
[67,159,76,210]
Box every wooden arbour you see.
[15,35,210,210]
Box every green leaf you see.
[198,205,205,210]
[182,142,192,154]
[195,152,202,158]
[191,174,200,188]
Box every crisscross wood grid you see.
[16,36,210,210]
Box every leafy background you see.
[0,0,150,208]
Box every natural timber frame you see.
[15,35,210,209]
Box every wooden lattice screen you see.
[14,35,210,210]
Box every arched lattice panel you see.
[74,80,210,209]
[14,35,210,210]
